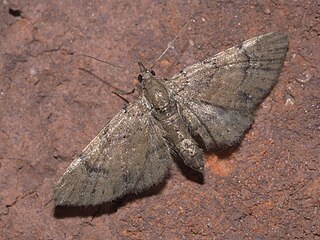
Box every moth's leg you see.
[79,67,139,104]
[111,87,137,104]
[79,67,137,94]
[111,87,136,96]
[112,91,130,104]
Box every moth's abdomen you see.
[154,101,204,173]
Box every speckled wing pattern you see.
[54,97,172,206]
[168,32,288,149]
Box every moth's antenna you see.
[150,20,190,69]
[75,53,134,73]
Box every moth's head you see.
[137,61,155,83]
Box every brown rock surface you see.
[0,1,319,239]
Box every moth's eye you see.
[150,70,155,76]
[138,74,143,82]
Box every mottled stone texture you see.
[0,1,319,239]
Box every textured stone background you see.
[0,1,319,239]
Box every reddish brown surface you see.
[0,1,319,239]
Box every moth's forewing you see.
[54,97,171,206]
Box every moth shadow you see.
[53,180,167,218]
[173,156,204,184]
[212,144,241,159]
[173,135,242,181]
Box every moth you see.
[54,32,288,206]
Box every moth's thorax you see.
[142,77,170,111]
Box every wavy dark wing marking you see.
[54,97,172,206]
[169,32,288,110]
[169,32,288,149]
